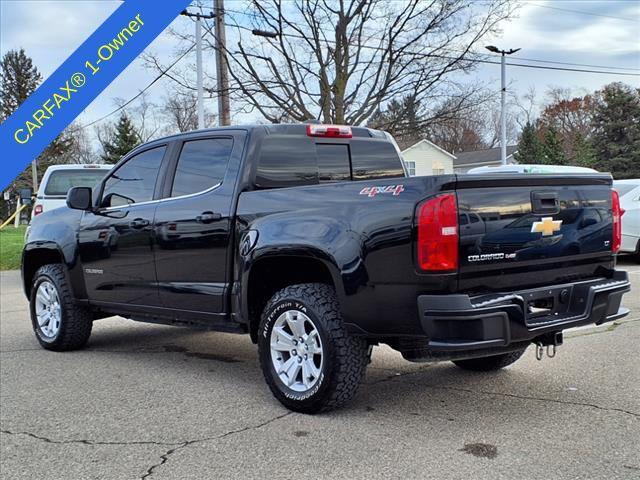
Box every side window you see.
[470,213,480,224]
[317,144,350,183]
[459,214,469,226]
[171,138,233,197]
[101,146,166,207]
[350,140,405,180]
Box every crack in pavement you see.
[2,412,292,480]
[386,378,640,418]
[0,429,181,447]
[140,411,292,480]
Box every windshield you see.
[43,169,109,196]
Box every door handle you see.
[130,218,150,229]
[196,211,222,224]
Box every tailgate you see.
[455,174,615,292]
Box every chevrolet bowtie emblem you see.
[531,217,563,236]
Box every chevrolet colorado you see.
[22,124,630,413]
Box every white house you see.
[401,139,456,177]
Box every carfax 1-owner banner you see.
[0,0,193,191]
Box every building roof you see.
[453,146,518,167]
[401,139,457,159]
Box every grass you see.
[0,226,26,271]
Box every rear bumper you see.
[417,270,630,352]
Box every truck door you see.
[153,133,243,315]
[79,145,168,306]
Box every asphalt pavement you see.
[1,260,639,480]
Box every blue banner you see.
[0,0,193,191]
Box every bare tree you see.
[224,0,514,124]
[57,122,96,164]
[161,89,216,133]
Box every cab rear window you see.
[255,137,403,188]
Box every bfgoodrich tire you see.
[29,264,92,351]
[258,283,369,413]
[452,347,527,372]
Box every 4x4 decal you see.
[359,185,405,197]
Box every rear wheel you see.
[452,347,527,372]
[258,283,369,413]
[30,264,92,351]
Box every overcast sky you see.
[1,0,638,130]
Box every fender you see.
[233,215,369,331]
[21,208,87,300]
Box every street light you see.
[252,29,279,38]
[485,45,521,165]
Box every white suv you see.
[32,164,112,219]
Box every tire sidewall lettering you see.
[262,298,328,402]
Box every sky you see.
[0,0,639,137]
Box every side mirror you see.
[67,187,93,211]
[581,217,598,229]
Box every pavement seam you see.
[390,379,640,418]
[0,429,181,447]
[140,411,292,480]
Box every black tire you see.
[29,264,92,351]
[258,283,369,414]
[452,347,527,372]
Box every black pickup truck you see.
[22,123,630,413]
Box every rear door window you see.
[171,138,233,197]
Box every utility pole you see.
[31,160,38,192]
[181,9,215,130]
[485,46,521,165]
[214,0,230,125]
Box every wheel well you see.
[23,248,63,296]
[246,256,335,342]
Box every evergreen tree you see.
[591,82,640,179]
[100,114,141,164]
[0,48,41,120]
[572,134,597,168]
[542,126,565,165]
[514,121,543,164]
[0,49,70,205]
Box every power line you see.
[523,1,639,22]
[79,9,639,129]
[221,17,640,77]
[78,42,196,130]
[224,7,640,73]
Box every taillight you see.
[306,124,352,138]
[33,204,43,216]
[611,189,624,253]
[416,193,458,271]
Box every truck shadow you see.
[82,318,576,417]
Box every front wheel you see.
[30,264,93,351]
[452,347,527,372]
[258,283,369,413]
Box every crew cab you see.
[22,124,630,413]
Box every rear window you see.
[43,169,109,196]
[255,136,404,188]
[350,140,404,180]
[317,144,350,183]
